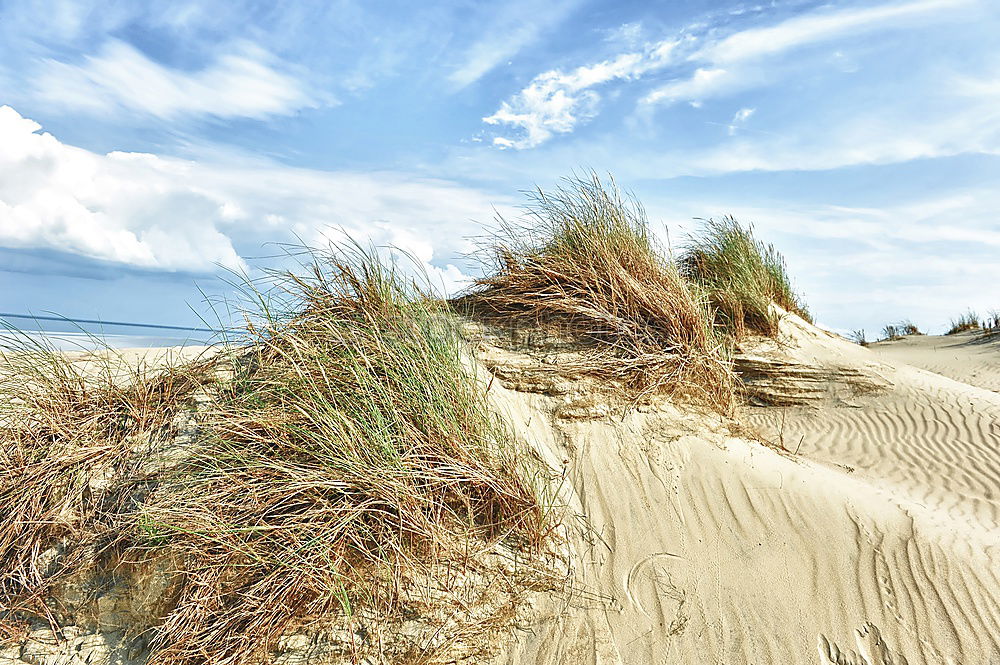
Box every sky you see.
[1,0,999,338]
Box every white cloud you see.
[645,0,973,107]
[33,39,321,120]
[643,67,733,106]
[483,39,678,148]
[700,0,969,64]
[728,106,755,135]
[0,106,242,271]
[483,0,976,147]
[448,0,580,89]
[604,22,644,48]
[686,99,1000,172]
[0,106,510,290]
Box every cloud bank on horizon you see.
[0,0,999,334]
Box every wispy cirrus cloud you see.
[483,0,979,149]
[644,0,973,106]
[727,107,755,135]
[699,0,968,64]
[448,0,580,89]
[33,39,323,120]
[482,39,679,148]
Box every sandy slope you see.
[869,331,1000,393]
[490,317,1000,665]
[4,324,999,664]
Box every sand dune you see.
[489,316,1000,664]
[3,318,998,664]
[869,331,1000,393]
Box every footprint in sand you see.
[818,622,910,665]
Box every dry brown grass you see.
[131,244,556,665]
[0,333,212,626]
[456,173,735,412]
[947,310,981,335]
[985,310,1000,335]
[880,319,921,341]
[0,244,558,665]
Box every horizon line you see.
[0,312,215,334]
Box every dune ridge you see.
[2,177,997,664]
[2,313,998,664]
[488,315,1000,665]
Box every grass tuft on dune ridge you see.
[457,173,735,411]
[0,244,556,665]
[947,310,981,335]
[680,216,811,339]
[985,310,1000,335]
[136,242,554,665]
[880,320,921,341]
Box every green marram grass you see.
[459,173,736,411]
[680,216,811,339]
[135,242,552,665]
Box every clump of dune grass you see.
[0,245,557,664]
[848,329,868,346]
[984,310,1000,335]
[881,325,902,341]
[457,173,735,411]
[680,216,811,339]
[133,243,554,665]
[947,310,981,335]
[880,319,921,341]
[0,329,211,626]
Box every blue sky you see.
[1,0,999,337]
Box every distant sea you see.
[0,313,221,350]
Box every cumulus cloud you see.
[33,39,321,120]
[483,40,678,148]
[0,106,244,271]
[0,106,509,291]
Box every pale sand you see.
[869,330,1000,393]
[493,316,1000,664]
[5,324,999,664]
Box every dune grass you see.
[1,245,555,664]
[985,310,1000,335]
[680,216,811,339]
[132,243,553,665]
[947,310,981,335]
[0,330,211,628]
[848,329,869,346]
[881,325,902,341]
[457,173,735,411]
[880,319,921,341]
